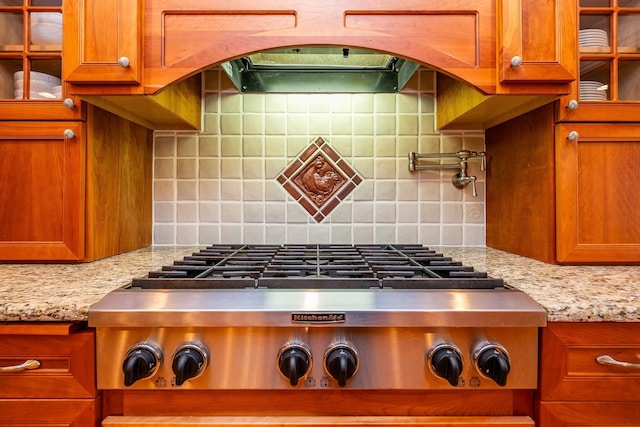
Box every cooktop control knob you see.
[277,343,312,386]
[122,343,162,387]
[427,343,463,386]
[474,343,511,386]
[324,344,359,387]
[172,342,209,386]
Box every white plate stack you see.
[31,12,63,46]
[580,80,608,101]
[579,29,609,47]
[13,71,62,99]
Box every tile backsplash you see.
[153,68,486,246]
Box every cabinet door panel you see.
[0,122,84,261]
[540,323,640,402]
[499,0,575,84]
[63,0,141,84]
[556,124,640,263]
[0,329,96,399]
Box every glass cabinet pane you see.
[30,0,62,5]
[618,61,640,100]
[619,0,640,7]
[580,61,610,101]
[580,14,611,53]
[30,10,62,50]
[580,0,611,6]
[0,11,24,50]
[618,13,640,52]
[0,0,23,5]
[0,59,22,99]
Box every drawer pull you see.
[596,355,640,370]
[0,359,41,373]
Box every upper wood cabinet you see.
[63,0,142,85]
[498,0,576,87]
[0,0,81,120]
[557,0,640,122]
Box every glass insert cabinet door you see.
[579,0,640,102]
[0,0,62,101]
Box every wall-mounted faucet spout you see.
[408,150,486,197]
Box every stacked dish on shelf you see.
[579,28,609,48]
[14,71,62,99]
[580,80,608,101]
[30,12,63,46]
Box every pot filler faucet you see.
[408,150,486,197]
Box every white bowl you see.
[13,71,61,86]
[31,22,63,45]
[31,12,63,25]
[14,90,56,100]
[13,78,53,93]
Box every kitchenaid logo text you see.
[291,312,346,323]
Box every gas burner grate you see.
[131,244,504,290]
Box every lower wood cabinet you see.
[0,322,100,426]
[486,103,640,264]
[0,105,153,262]
[536,323,640,426]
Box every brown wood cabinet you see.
[0,122,85,260]
[486,103,640,264]
[63,0,143,85]
[498,0,575,87]
[0,105,153,262]
[0,322,100,426]
[536,323,640,426]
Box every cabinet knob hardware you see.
[0,359,41,373]
[510,56,522,67]
[596,355,640,370]
[63,98,75,109]
[567,131,579,141]
[118,56,131,68]
[63,129,75,139]
[566,100,579,110]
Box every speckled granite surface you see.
[0,246,638,322]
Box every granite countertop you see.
[0,246,638,323]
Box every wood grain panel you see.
[102,415,534,427]
[485,104,556,263]
[85,105,152,261]
[344,13,478,67]
[108,389,526,417]
[162,13,296,68]
[0,398,99,426]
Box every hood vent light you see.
[221,47,420,93]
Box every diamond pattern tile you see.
[278,137,362,222]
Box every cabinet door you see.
[556,123,640,263]
[0,122,85,261]
[63,0,142,84]
[498,0,575,85]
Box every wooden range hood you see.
[67,0,574,130]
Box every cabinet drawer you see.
[539,323,640,401]
[0,328,96,399]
